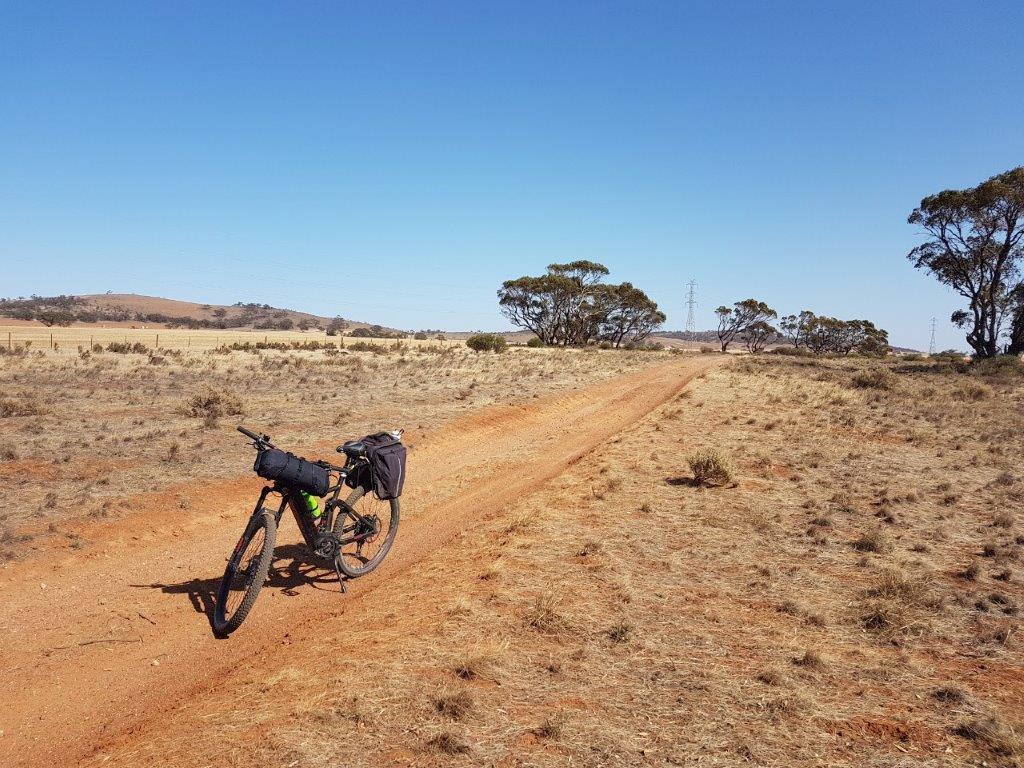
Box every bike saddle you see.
[338,440,366,457]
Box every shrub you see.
[687,449,734,487]
[952,381,994,401]
[973,355,1023,378]
[106,341,150,354]
[953,717,1023,757]
[427,732,470,755]
[526,337,545,348]
[347,341,387,354]
[770,346,814,357]
[433,689,473,720]
[413,331,428,340]
[850,368,895,390]
[466,333,507,353]
[181,389,244,420]
[852,529,890,553]
[0,395,46,418]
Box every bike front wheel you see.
[333,487,399,578]
[213,511,277,636]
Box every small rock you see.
[151,659,160,667]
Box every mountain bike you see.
[213,426,401,636]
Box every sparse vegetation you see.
[686,448,734,487]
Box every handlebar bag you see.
[361,433,407,500]
[254,448,330,497]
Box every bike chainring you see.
[313,530,343,560]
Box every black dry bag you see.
[253,448,330,497]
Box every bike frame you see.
[231,458,373,580]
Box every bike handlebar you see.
[237,426,260,441]
[237,425,275,449]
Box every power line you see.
[685,280,697,336]
[929,317,937,355]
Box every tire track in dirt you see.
[0,356,718,768]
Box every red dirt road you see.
[0,357,717,767]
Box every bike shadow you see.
[136,544,343,635]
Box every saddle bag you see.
[254,448,330,497]
[345,432,406,500]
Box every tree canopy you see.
[715,299,777,352]
[498,262,664,347]
[908,167,1024,357]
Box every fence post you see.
[7,331,10,349]
[156,333,159,348]
[50,333,54,350]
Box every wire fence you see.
[0,325,464,353]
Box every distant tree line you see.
[907,167,1024,358]
[497,261,665,347]
[714,299,889,355]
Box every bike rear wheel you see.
[333,487,399,578]
[213,511,277,635]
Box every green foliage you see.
[497,263,663,348]
[466,333,507,352]
[715,299,777,352]
[526,336,545,348]
[907,167,1024,358]
[780,311,889,356]
[350,324,403,339]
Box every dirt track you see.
[0,356,717,767]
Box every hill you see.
[0,293,396,333]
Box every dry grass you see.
[0,341,666,549]
[64,354,1024,767]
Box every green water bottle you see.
[300,490,322,520]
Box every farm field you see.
[0,323,460,352]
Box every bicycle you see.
[213,426,401,636]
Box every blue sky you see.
[1,1,1021,349]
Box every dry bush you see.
[605,621,632,644]
[532,712,567,740]
[959,561,981,581]
[852,529,890,553]
[0,394,46,418]
[953,716,1023,757]
[792,649,825,669]
[850,368,895,390]
[180,388,245,420]
[932,686,968,704]
[453,643,505,681]
[433,688,473,720]
[952,381,994,401]
[524,592,566,633]
[0,442,18,461]
[687,448,734,487]
[868,568,934,606]
[426,732,470,755]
